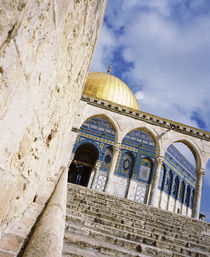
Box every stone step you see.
[66,204,191,242]
[64,183,210,257]
[67,188,207,231]
[66,199,209,245]
[67,192,210,240]
[66,189,210,245]
[64,218,209,257]
[64,229,171,257]
[66,220,157,247]
[66,196,189,231]
[65,212,210,256]
[64,225,152,257]
[68,182,209,217]
[62,243,114,257]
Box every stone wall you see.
[0,0,107,234]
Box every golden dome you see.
[83,72,140,110]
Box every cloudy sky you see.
[91,0,210,221]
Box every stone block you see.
[63,183,210,257]
[0,233,23,253]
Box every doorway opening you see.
[68,142,99,187]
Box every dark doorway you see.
[68,143,99,187]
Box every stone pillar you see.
[22,168,68,257]
[146,184,152,204]
[104,143,121,193]
[90,160,101,189]
[149,156,164,207]
[69,152,75,164]
[192,169,205,219]
[186,190,192,217]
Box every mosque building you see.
[68,70,201,218]
[3,2,210,256]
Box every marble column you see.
[90,160,101,189]
[192,169,205,219]
[149,156,164,207]
[22,167,67,257]
[104,143,121,193]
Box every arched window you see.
[179,181,186,203]
[191,189,195,208]
[185,185,191,207]
[102,146,113,170]
[121,151,135,178]
[139,157,153,182]
[166,170,173,194]
[172,176,180,199]
[158,164,166,190]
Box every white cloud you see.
[90,24,117,72]
[91,0,210,160]
[108,2,210,129]
[135,91,144,101]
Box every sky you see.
[90,0,210,221]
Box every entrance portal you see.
[68,143,99,187]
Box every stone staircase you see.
[62,183,210,257]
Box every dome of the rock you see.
[83,72,140,110]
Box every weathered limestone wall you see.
[0,0,107,234]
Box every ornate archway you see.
[68,143,99,186]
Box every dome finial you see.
[107,64,112,74]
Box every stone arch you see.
[69,142,99,187]
[80,113,119,143]
[73,139,101,159]
[121,126,160,156]
[74,142,99,166]
[161,136,201,170]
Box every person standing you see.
[68,159,77,183]
[75,163,84,185]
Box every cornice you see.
[81,95,210,142]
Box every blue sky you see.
[91,0,210,221]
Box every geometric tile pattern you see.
[134,183,147,203]
[114,177,128,197]
[95,173,107,191]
